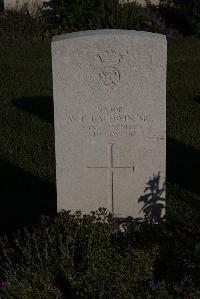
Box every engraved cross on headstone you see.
[87,143,134,213]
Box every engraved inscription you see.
[87,143,134,213]
[65,105,154,139]
[95,49,126,87]
[99,66,120,86]
[96,50,124,64]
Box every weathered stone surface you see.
[4,0,47,15]
[119,0,160,6]
[4,0,160,11]
[52,30,167,218]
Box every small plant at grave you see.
[0,197,200,298]
[0,208,155,299]
[0,188,200,299]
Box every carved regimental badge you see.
[96,49,124,87]
[99,66,120,86]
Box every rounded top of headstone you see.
[52,29,167,43]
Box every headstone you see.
[3,0,159,11]
[52,30,167,218]
[119,0,160,6]
[4,0,49,16]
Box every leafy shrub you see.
[0,9,46,39]
[0,206,200,298]
[165,0,200,18]
[0,0,177,40]
[160,0,200,35]
[142,280,200,299]
[42,0,168,37]
[0,209,155,298]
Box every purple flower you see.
[174,286,181,294]
[148,280,156,289]
[144,21,152,27]
[120,275,125,288]
[0,281,8,291]
[127,243,134,251]
[183,275,193,284]
[165,31,173,40]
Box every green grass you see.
[167,37,200,148]
[0,40,53,179]
[0,37,200,232]
[0,40,56,231]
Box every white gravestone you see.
[119,0,160,6]
[52,30,167,218]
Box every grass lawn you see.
[0,37,200,233]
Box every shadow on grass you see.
[12,96,54,124]
[0,158,56,235]
[167,137,200,196]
